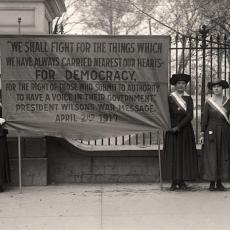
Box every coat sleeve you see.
[168,96,173,125]
[176,96,194,130]
[201,102,209,132]
[226,100,230,117]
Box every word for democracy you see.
[64,70,136,81]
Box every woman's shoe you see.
[216,181,226,191]
[0,186,4,192]
[170,181,178,191]
[179,181,188,190]
[209,181,215,191]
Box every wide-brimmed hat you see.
[207,78,229,90]
[170,73,191,85]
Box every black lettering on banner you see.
[18,82,29,91]
[108,42,135,53]
[65,69,136,81]
[34,57,60,67]
[36,69,55,80]
[51,42,74,53]
[76,42,91,53]
[6,57,15,66]
[81,113,95,122]
[98,103,115,112]
[137,42,162,53]
[93,42,106,53]
[100,113,118,123]
[25,93,44,102]
[8,41,23,53]
[6,83,16,91]
[55,114,79,122]
[16,94,24,101]
[3,37,169,131]
[45,94,51,101]
[16,103,58,112]
[137,58,163,68]
[61,57,92,67]
[24,41,49,53]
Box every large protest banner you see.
[0,35,170,139]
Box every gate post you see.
[199,25,209,115]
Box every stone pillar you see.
[0,0,66,34]
[0,0,66,76]
[0,0,66,186]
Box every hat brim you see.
[170,74,191,85]
[207,80,229,90]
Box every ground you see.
[0,183,230,230]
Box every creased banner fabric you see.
[0,35,170,139]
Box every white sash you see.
[170,92,188,112]
[207,97,230,125]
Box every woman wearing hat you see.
[200,78,230,191]
[163,74,198,190]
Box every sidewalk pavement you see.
[0,183,230,230]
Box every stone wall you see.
[8,137,47,186]
[47,137,161,184]
[8,137,202,186]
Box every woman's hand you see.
[199,132,204,144]
[200,136,204,144]
[0,118,6,125]
[169,126,179,133]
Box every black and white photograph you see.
[0,0,230,229]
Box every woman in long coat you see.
[0,102,10,192]
[200,78,230,191]
[163,74,198,190]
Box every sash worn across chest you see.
[207,97,230,125]
[170,92,187,112]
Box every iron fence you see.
[171,26,230,142]
[78,26,230,148]
[79,131,159,146]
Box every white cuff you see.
[0,118,6,125]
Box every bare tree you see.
[53,0,87,34]
[193,0,230,35]
[60,0,160,35]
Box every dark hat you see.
[170,74,191,85]
[207,78,229,90]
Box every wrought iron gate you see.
[65,27,230,148]
[170,25,230,142]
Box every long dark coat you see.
[201,98,230,181]
[0,105,10,186]
[162,95,198,181]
